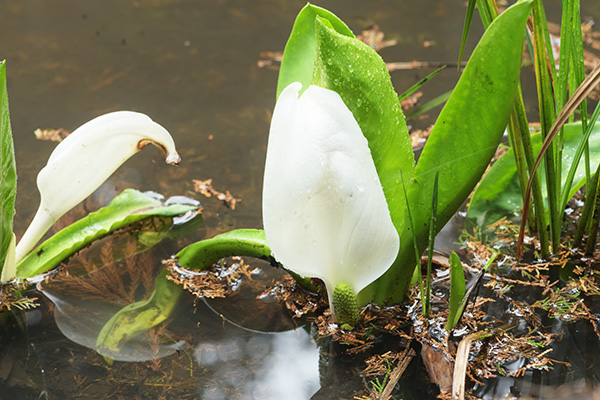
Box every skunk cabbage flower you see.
[263,83,399,326]
[14,111,180,263]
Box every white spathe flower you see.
[262,82,399,317]
[14,111,180,264]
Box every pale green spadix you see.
[14,111,180,265]
[262,83,399,326]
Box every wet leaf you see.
[311,16,415,239]
[276,3,353,99]
[365,0,533,304]
[0,61,17,278]
[16,189,198,278]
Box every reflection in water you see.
[196,329,320,400]
[42,283,187,362]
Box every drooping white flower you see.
[262,82,399,320]
[14,111,180,264]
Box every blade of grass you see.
[451,249,498,329]
[398,65,446,103]
[553,0,575,214]
[405,90,451,120]
[457,0,477,68]
[517,63,600,258]
[424,171,439,318]
[400,169,426,308]
[532,0,560,252]
[584,176,600,255]
[475,0,549,256]
[569,0,591,188]
[575,170,597,245]
[561,102,600,212]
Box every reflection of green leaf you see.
[0,61,17,272]
[312,18,414,235]
[276,3,353,99]
[16,189,197,278]
[364,0,533,305]
[467,122,600,228]
[96,268,181,358]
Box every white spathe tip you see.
[15,111,179,263]
[262,83,399,306]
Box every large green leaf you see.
[311,17,415,236]
[364,0,533,305]
[16,189,197,278]
[467,122,600,228]
[0,61,17,273]
[276,3,353,99]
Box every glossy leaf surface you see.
[17,189,197,278]
[276,3,353,99]
[311,18,414,234]
[365,0,533,304]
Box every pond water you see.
[1,0,600,399]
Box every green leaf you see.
[16,189,197,278]
[177,229,317,292]
[276,3,353,99]
[364,0,533,305]
[0,61,17,273]
[446,251,466,331]
[398,65,446,103]
[177,228,273,269]
[311,17,415,236]
[468,122,600,228]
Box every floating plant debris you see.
[192,178,241,210]
[33,127,71,142]
[0,283,38,311]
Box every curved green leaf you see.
[364,0,533,305]
[177,228,317,292]
[276,3,353,99]
[16,189,197,278]
[0,61,17,275]
[311,17,415,236]
[177,228,274,269]
[467,122,600,228]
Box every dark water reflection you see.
[1,0,600,398]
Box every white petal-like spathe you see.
[263,83,399,305]
[14,111,179,263]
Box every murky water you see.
[1,0,600,398]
